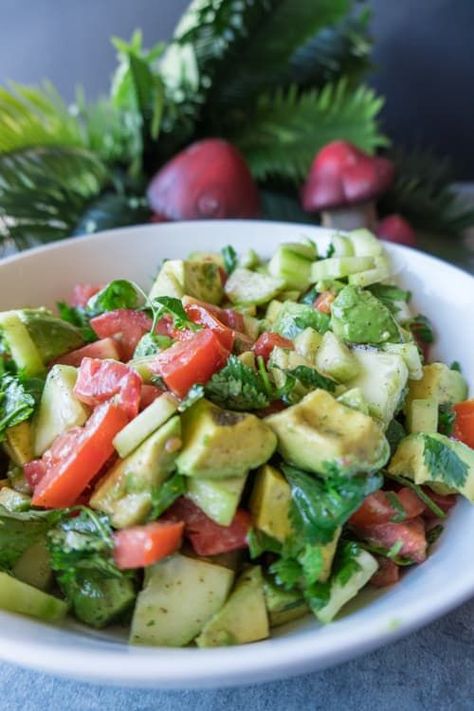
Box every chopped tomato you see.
[314,291,335,314]
[453,399,474,448]
[140,384,164,410]
[90,309,153,361]
[349,488,425,528]
[422,488,457,520]
[164,497,251,556]
[32,401,129,508]
[24,459,46,490]
[184,303,235,351]
[410,323,430,362]
[183,297,246,333]
[70,283,102,308]
[52,337,122,367]
[252,332,293,362]
[113,521,184,570]
[150,329,229,397]
[74,358,142,418]
[355,517,427,564]
[370,557,400,587]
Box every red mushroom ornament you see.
[301,140,395,231]
[377,214,417,247]
[147,138,260,221]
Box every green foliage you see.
[221,245,238,274]
[151,296,198,331]
[423,436,468,489]
[148,472,187,521]
[205,354,271,411]
[0,506,61,570]
[0,372,42,439]
[73,192,150,236]
[438,405,455,436]
[231,81,386,181]
[408,314,434,344]
[87,279,144,315]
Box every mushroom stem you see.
[321,201,377,231]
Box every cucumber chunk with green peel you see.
[113,393,179,459]
[310,256,375,282]
[130,554,234,646]
[33,365,90,456]
[337,387,369,415]
[187,475,247,526]
[331,234,354,257]
[382,342,423,380]
[0,311,44,376]
[0,571,67,621]
[12,538,52,591]
[268,246,312,291]
[264,299,284,328]
[406,398,439,434]
[314,331,360,382]
[196,566,269,647]
[348,256,391,287]
[348,228,384,257]
[224,268,284,306]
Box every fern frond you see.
[0,82,84,154]
[380,148,474,236]
[0,147,108,250]
[231,80,387,182]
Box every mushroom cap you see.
[147,138,260,221]
[377,214,417,247]
[302,140,395,212]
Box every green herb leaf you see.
[286,365,336,393]
[151,296,199,332]
[385,472,446,520]
[221,245,238,274]
[148,473,187,521]
[427,524,444,546]
[87,279,144,315]
[298,543,324,586]
[269,555,303,591]
[0,373,38,440]
[385,419,407,456]
[248,529,282,559]
[423,435,468,489]
[0,506,61,570]
[333,540,363,585]
[385,492,407,523]
[178,384,205,412]
[56,302,97,343]
[450,361,462,373]
[408,314,434,344]
[205,354,271,411]
[438,404,455,436]
[368,284,411,313]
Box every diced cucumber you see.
[348,256,391,287]
[348,228,383,257]
[130,554,234,646]
[269,346,312,392]
[0,486,30,511]
[273,301,330,339]
[331,234,354,257]
[150,259,223,305]
[113,393,179,459]
[314,332,360,382]
[283,239,318,260]
[12,539,52,590]
[349,348,409,425]
[382,342,423,380]
[225,268,284,306]
[263,578,308,628]
[33,365,90,456]
[187,475,247,526]
[310,256,375,283]
[337,387,369,415]
[0,571,67,621]
[294,328,323,362]
[406,398,439,434]
[4,421,34,465]
[268,246,312,291]
[264,300,283,327]
[278,289,301,302]
[0,311,44,376]
[196,566,269,647]
[250,464,292,543]
[315,548,378,624]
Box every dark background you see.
[1,0,473,178]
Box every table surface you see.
[1,225,474,710]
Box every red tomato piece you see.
[314,291,335,314]
[422,488,457,520]
[355,517,427,564]
[70,283,102,308]
[252,332,293,362]
[184,303,235,351]
[52,337,122,367]
[397,488,426,518]
[453,399,474,448]
[32,401,129,508]
[24,459,47,490]
[370,557,400,588]
[349,489,425,528]
[183,297,246,333]
[164,497,251,556]
[113,521,184,570]
[90,309,153,361]
[73,358,142,419]
[150,329,229,397]
[140,384,164,410]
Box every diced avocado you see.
[0,571,67,622]
[318,529,342,583]
[4,421,34,465]
[187,475,247,526]
[268,245,312,290]
[90,416,181,528]
[149,259,223,305]
[130,554,234,646]
[314,331,360,382]
[12,538,52,591]
[33,365,90,456]
[238,351,256,369]
[188,251,224,268]
[315,546,378,624]
[176,399,277,479]
[348,256,391,288]
[65,573,135,628]
[250,464,292,543]
[347,348,409,425]
[242,314,260,340]
[19,309,84,362]
[406,398,438,434]
[337,387,369,415]
[264,299,284,328]
[0,486,31,511]
[268,346,314,394]
[273,301,330,339]
[224,268,284,306]
[294,327,323,362]
[388,432,474,502]
[263,578,308,627]
[348,228,384,257]
[405,363,468,411]
[331,285,401,344]
[0,311,44,376]
[382,342,423,380]
[196,566,269,647]
[113,393,179,459]
[310,256,375,282]
[266,389,389,476]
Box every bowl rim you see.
[0,220,473,688]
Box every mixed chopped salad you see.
[0,228,473,647]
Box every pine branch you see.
[230,80,387,182]
[380,148,474,236]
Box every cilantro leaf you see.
[148,473,187,521]
[248,529,282,559]
[221,245,238,274]
[286,365,336,393]
[269,555,302,590]
[56,302,97,342]
[276,303,331,339]
[0,506,61,570]
[385,491,407,523]
[385,419,406,455]
[333,541,363,585]
[438,404,455,436]
[0,373,40,440]
[450,361,462,373]
[86,279,144,315]
[408,314,434,344]
[151,296,199,331]
[299,286,319,306]
[133,332,172,358]
[385,472,446,519]
[423,435,468,489]
[368,284,411,313]
[205,355,271,411]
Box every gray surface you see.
[1,598,473,710]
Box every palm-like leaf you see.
[231,80,386,182]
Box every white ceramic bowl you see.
[0,221,473,688]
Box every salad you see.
[0,228,473,648]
